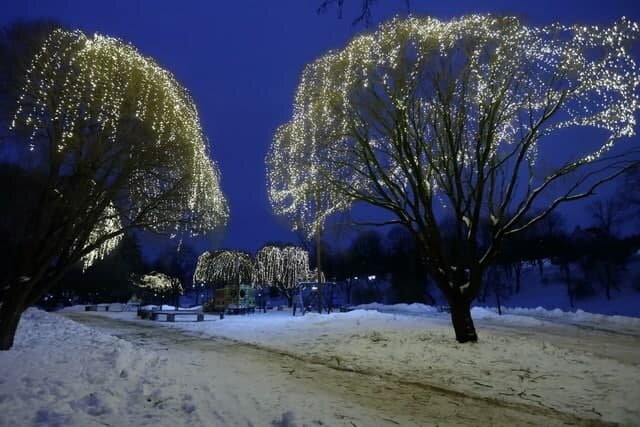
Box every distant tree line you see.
[311,193,640,308]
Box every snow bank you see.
[354,302,438,313]
[0,309,201,426]
[503,306,640,327]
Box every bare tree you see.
[317,0,411,26]
[621,166,640,223]
[0,27,228,349]
[267,16,640,342]
[589,199,626,236]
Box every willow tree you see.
[255,245,312,306]
[268,15,640,342]
[136,271,182,306]
[0,29,228,349]
[193,250,254,287]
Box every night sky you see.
[3,0,639,256]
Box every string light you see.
[11,29,229,269]
[267,15,640,231]
[136,271,182,293]
[193,250,255,285]
[193,246,314,292]
[255,245,313,290]
[80,202,122,271]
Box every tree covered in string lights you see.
[255,245,313,306]
[135,271,183,306]
[137,271,182,295]
[194,250,255,287]
[0,27,228,350]
[267,15,640,342]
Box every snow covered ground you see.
[0,309,174,426]
[1,304,639,425]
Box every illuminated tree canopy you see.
[194,250,255,286]
[137,271,182,294]
[0,28,228,350]
[267,15,640,342]
[267,121,347,239]
[194,246,313,306]
[255,245,312,289]
[12,29,228,251]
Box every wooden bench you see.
[225,306,255,315]
[148,310,204,322]
[85,304,110,312]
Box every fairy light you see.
[267,15,639,231]
[255,245,312,290]
[137,271,182,293]
[80,202,122,271]
[11,29,229,269]
[193,250,254,286]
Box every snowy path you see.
[62,312,592,426]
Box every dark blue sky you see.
[3,1,639,255]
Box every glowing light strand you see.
[193,250,255,286]
[11,29,229,269]
[255,245,313,290]
[137,271,182,293]
[267,15,640,232]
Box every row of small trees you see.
[307,207,640,309]
[193,246,315,306]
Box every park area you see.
[2,1,640,426]
[0,304,638,426]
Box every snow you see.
[0,309,175,426]
[66,305,640,424]
[354,302,439,313]
[2,305,639,425]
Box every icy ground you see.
[1,306,639,426]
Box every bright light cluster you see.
[194,246,313,289]
[255,245,312,289]
[267,15,639,231]
[137,271,182,293]
[193,250,255,286]
[80,202,122,271]
[11,29,229,268]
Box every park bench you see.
[148,310,204,322]
[137,306,159,319]
[84,304,110,312]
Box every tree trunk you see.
[537,259,544,279]
[561,263,574,308]
[604,264,613,300]
[0,288,28,350]
[448,296,478,343]
[514,263,522,294]
[286,293,293,308]
[315,227,323,313]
